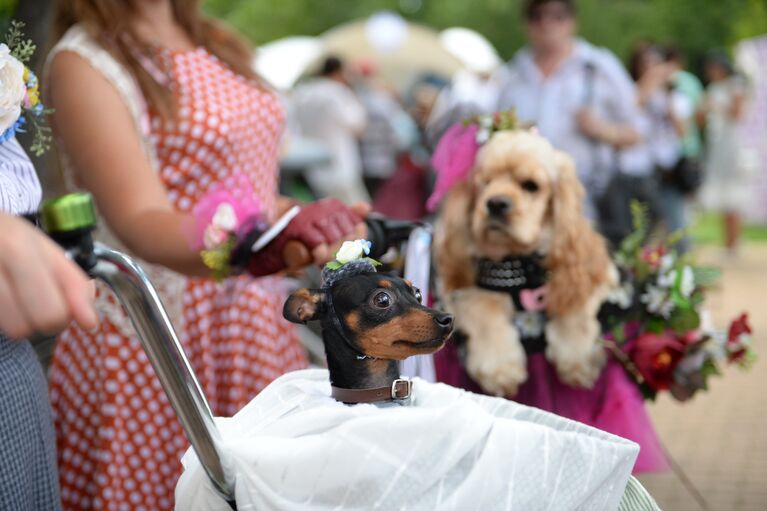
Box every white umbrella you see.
[254,36,324,90]
[320,11,463,88]
[439,27,502,74]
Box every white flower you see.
[514,311,545,338]
[659,254,674,272]
[0,44,26,134]
[478,115,493,129]
[606,281,634,309]
[211,203,237,231]
[335,239,370,264]
[679,265,695,298]
[657,269,677,289]
[476,128,491,144]
[640,285,674,317]
[203,225,227,249]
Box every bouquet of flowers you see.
[0,20,51,156]
[602,204,756,401]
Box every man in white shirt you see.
[495,0,644,224]
[292,56,370,204]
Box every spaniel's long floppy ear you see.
[545,151,610,317]
[434,181,476,294]
[283,288,325,324]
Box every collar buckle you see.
[391,378,412,400]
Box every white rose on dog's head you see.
[0,44,26,133]
[335,239,371,264]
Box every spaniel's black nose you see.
[486,196,512,217]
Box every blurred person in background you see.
[632,43,696,251]
[353,59,410,198]
[666,46,704,160]
[495,0,644,237]
[292,56,370,203]
[699,51,750,254]
[44,1,365,508]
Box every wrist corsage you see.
[1,21,52,156]
[193,173,268,281]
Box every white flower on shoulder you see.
[679,265,695,298]
[211,202,238,231]
[0,44,26,133]
[335,239,371,264]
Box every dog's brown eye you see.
[413,287,422,303]
[521,180,539,193]
[373,291,393,309]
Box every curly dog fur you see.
[434,130,616,396]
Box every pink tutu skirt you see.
[434,344,669,473]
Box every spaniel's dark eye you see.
[413,287,423,303]
[373,291,393,309]
[521,180,539,193]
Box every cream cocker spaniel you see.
[435,130,617,396]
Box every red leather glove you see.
[238,198,362,277]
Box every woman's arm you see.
[50,52,366,276]
[49,51,211,276]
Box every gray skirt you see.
[0,336,61,510]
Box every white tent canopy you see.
[254,36,324,90]
[439,26,503,74]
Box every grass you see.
[690,212,767,245]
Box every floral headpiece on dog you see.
[0,21,52,156]
[321,240,381,289]
[426,110,521,212]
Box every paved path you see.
[639,245,767,510]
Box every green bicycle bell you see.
[40,192,97,235]
[40,193,98,271]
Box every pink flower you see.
[640,245,667,269]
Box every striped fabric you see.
[0,137,61,510]
[0,136,42,215]
[619,476,663,511]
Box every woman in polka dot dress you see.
[44,1,365,509]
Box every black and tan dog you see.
[283,268,454,404]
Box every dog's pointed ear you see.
[283,288,325,324]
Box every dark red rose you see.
[727,313,752,363]
[631,331,686,391]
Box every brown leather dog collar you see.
[331,378,413,404]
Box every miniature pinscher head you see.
[283,272,454,389]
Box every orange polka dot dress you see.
[48,46,307,510]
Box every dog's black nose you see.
[434,313,454,330]
[486,196,512,217]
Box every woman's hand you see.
[243,199,369,276]
[0,213,97,338]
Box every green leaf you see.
[646,318,666,334]
[670,308,700,334]
[324,261,343,270]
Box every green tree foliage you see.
[204,0,767,67]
